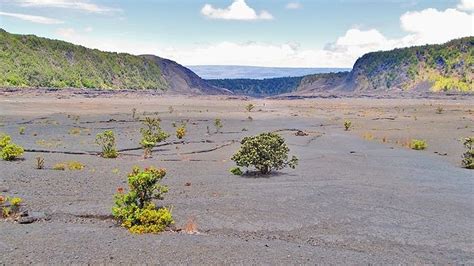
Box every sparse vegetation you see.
[53,161,85,171]
[231,132,298,175]
[410,139,428,150]
[1,196,23,218]
[344,120,352,131]
[436,106,444,114]
[461,137,473,169]
[36,156,44,169]
[245,103,255,112]
[140,117,170,158]
[96,130,119,158]
[18,127,25,135]
[214,118,223,133]
[176,125,186,139]
[112,166,174,234]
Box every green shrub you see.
[229,167,243,176]
[96,130,118,158]
[1,143,24,161]
[140,117,169,158]
[231,132,298,175]
[112,166,173,234]
[344,120,352,131]
[410,139,428,150]
[462,137,473,169]
[18,127,25,135]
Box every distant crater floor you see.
[0,94,473,264]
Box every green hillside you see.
[348,37,474,92]
[0,29,168,90]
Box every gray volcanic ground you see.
[0,94,473,264]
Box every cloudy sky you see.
[0,0,473,67]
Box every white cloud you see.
[400,8,473,44]
[56,27,76,38]
[201,0,273,20]
[52,1,474,68]
[14,0,121,14]
[286,2,302,10]
[0,11,63,24]
[457,0,474,11]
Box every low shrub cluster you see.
[0,133,24,161]
[112,167,174,234]
[176,125,186,140]
[0,195,23,219]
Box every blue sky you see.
[0,0,473,67]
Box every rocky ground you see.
[0,92,473,264]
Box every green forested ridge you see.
[0,29,168,90]
[206,76,303,97]
[349,37,474,92]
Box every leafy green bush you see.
[96,130,118,158]
[231,132,298,175]
[410,139,428,150]
[462,137,473,169]
[112,167,173,234]
[140,117,169,158]
[1,143,24,161]
[18,127,25,135]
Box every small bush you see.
[231,132,298,175]
[176,125,186,139]
[214,118,223,133]
[229,167,243,176]
[245,103,255,112]
[410,139,428,150]
[112,166,173,234]
[36,156,44,169]
[462,137,473,169]
[18,127,25,135]
[96,130,118,158]
[140,117,169,158]
[344,120,352,131]
[436,106,444,114]
[1,143,24,161]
